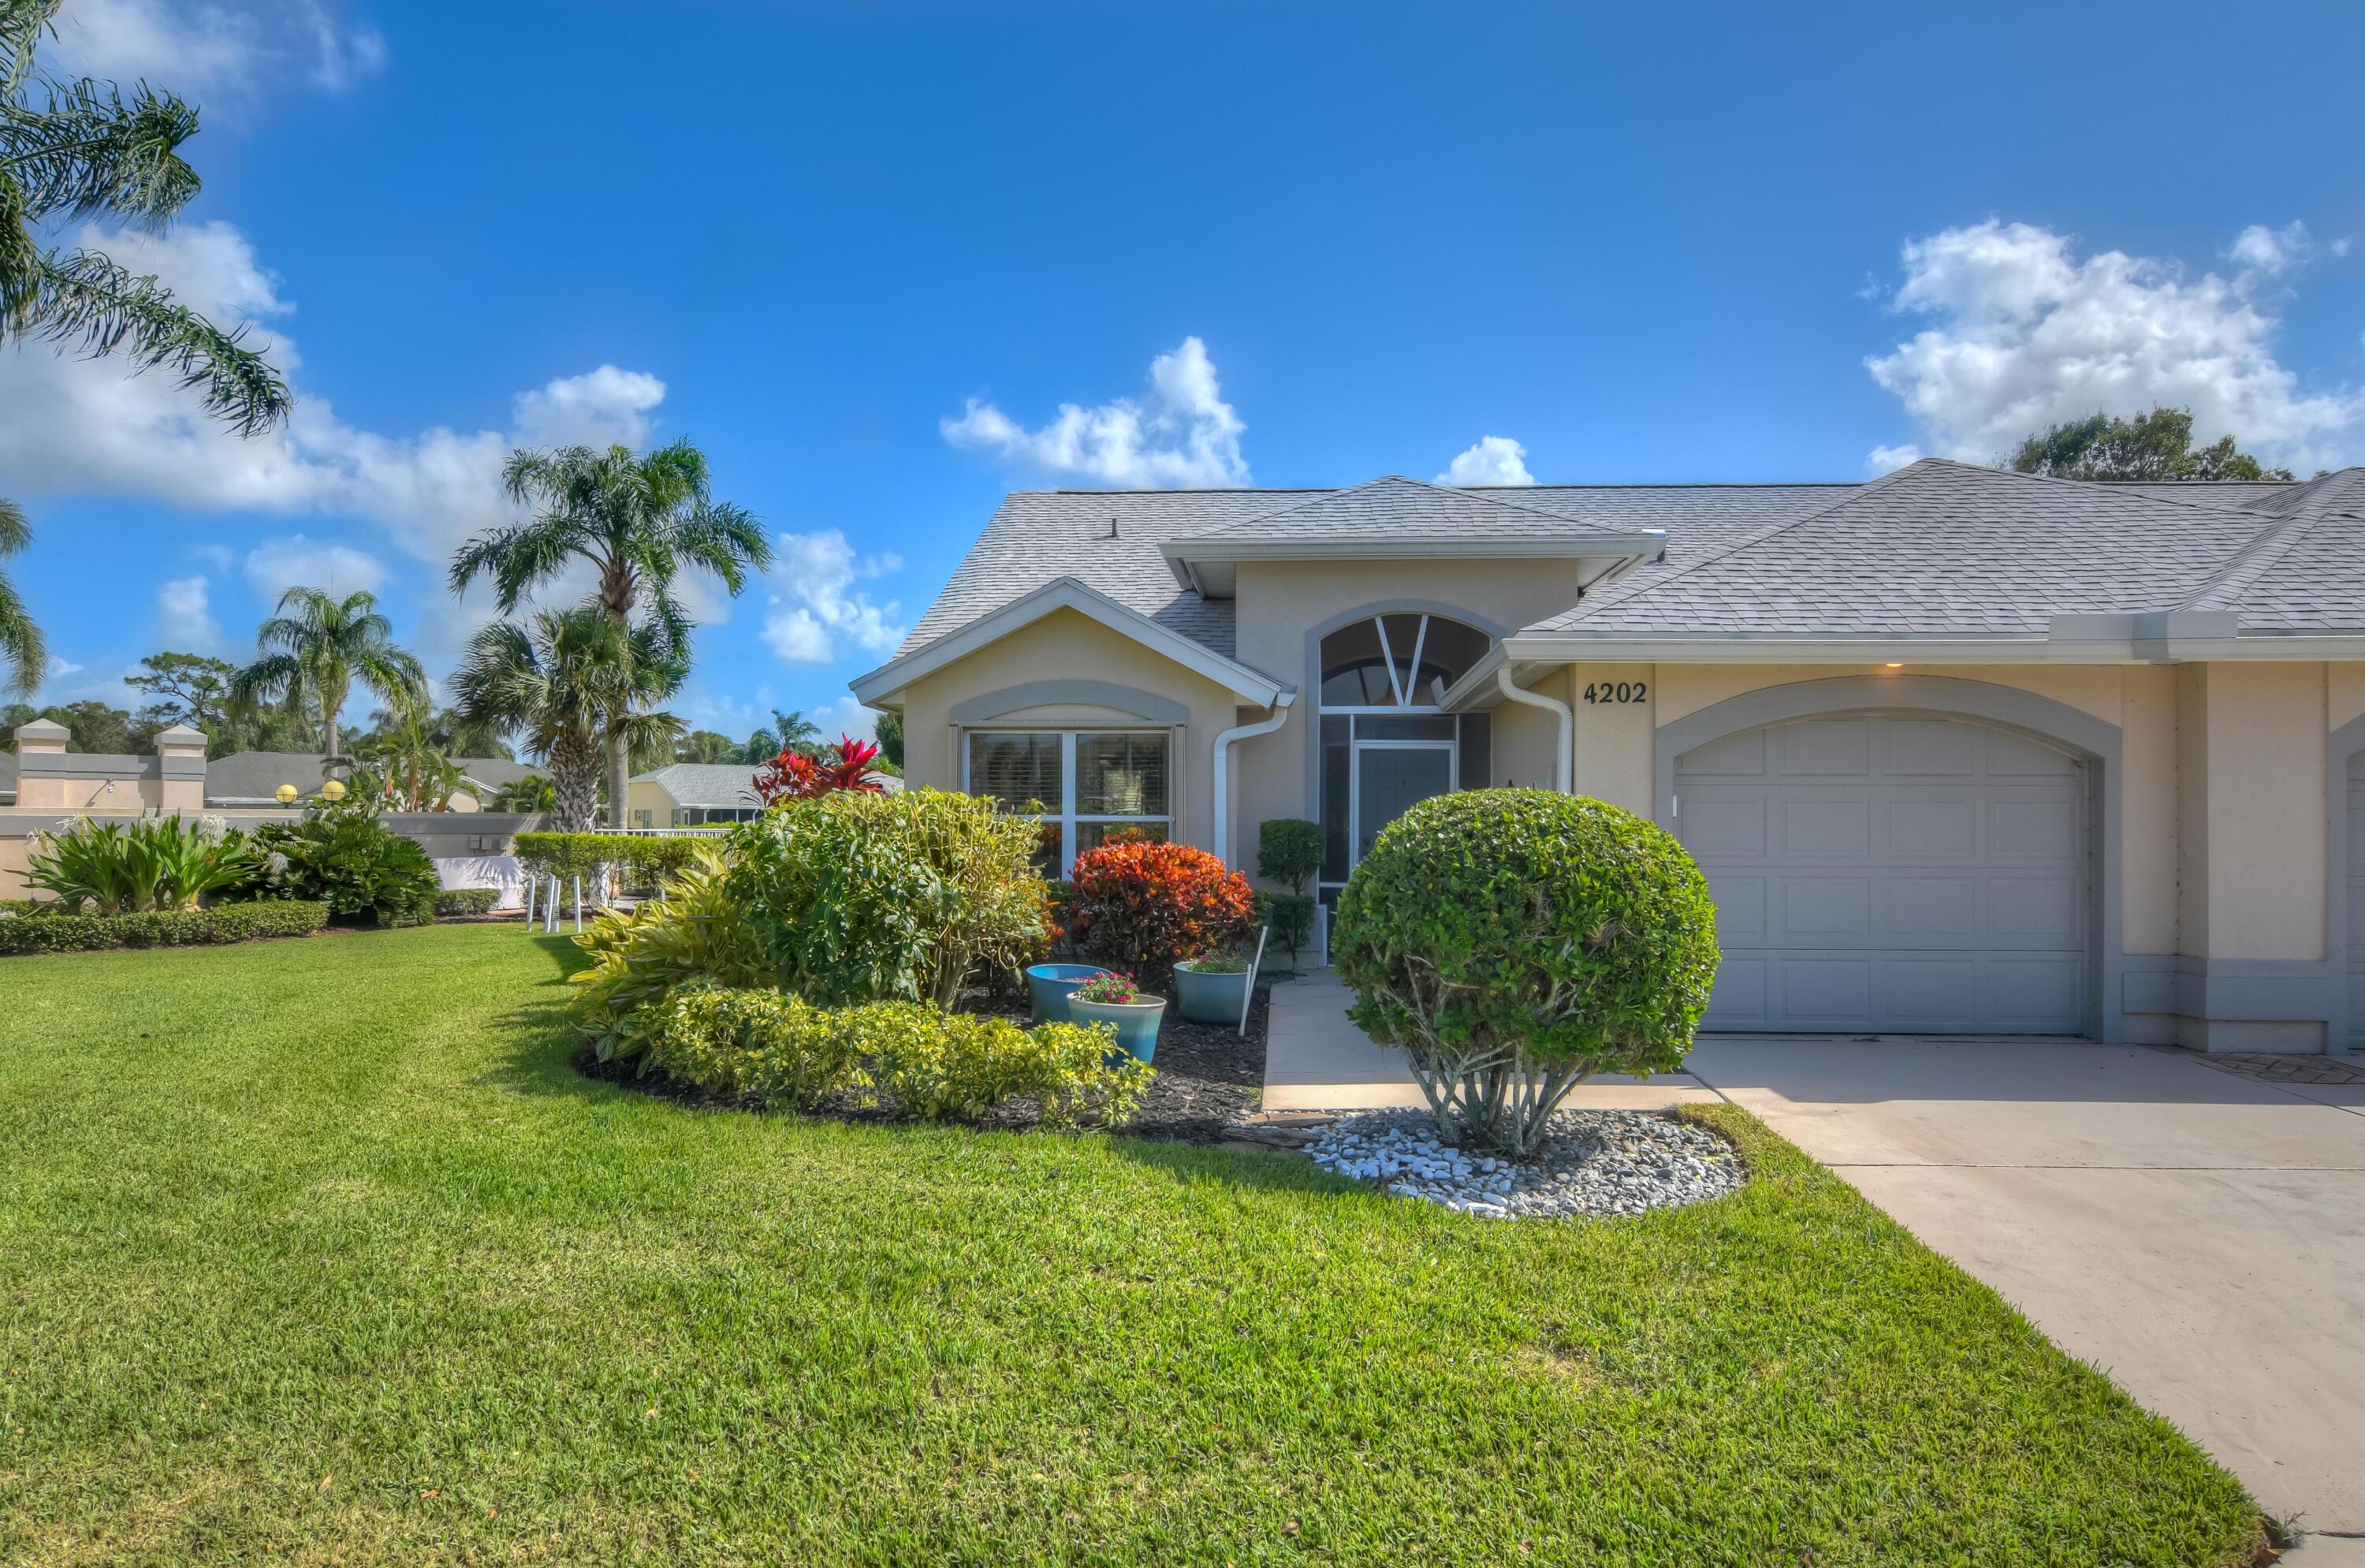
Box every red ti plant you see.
[753,735,887,804]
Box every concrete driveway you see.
[1687,1037,2365,1556]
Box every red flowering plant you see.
[1063,839,1256,983]
[754,736,886,805]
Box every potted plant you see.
[1172,949,1253,1023]
[1026,961,1111,1023]
[1066,970,1164,1063]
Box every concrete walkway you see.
[1261,978,2365,1553]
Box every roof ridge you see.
[2181,473,2365,611]
[1923,456,2287,520]
[1184,473,1664,542]
[1568,458,1931,617]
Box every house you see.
[850,459,2365,1055]
[626,764,769,827]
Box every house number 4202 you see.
[1581,682,1648,705]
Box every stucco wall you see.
[896,606,1243,856]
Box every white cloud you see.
[1865,443,1924,475]
[46,655,85,679]
[1435,434,1535,486]
[244,534,388,602]
[941,336,1250,487]
[1864,218,2363,472]
[803,695,880,745]
[156,575,223,653]
[0,221,670,578]
[45,0,387,99]
[2227,221,2311,281]
[760,531,905,665]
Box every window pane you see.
[1381,613,1424,699]
[968,732,1062,810]
[1458,711,1492,788]
[1413,617,1490,697]
[1076,821,1169,855]
[1320,723,1351,883]
[1076,732,1168,816]
[1357,716,1454,740]
[1320,617,1395,706]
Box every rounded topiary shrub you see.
[1331,788,1720,1155]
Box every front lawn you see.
[0,926,2262,1565]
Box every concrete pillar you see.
[9,718,70,810]
[152,724,208,813]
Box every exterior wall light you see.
[275,784,299,805]
[1883,662,1904,669]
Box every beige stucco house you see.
[851,459,2365,1055]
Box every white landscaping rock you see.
[1305,1108,1741,1219]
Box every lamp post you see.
[320,779,347,803]
[274,784,298,806]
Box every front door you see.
[1355,743,1455,862]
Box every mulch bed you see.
[568,976,1276,1145]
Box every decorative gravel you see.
[1306,1107,1743,1218]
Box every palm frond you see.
[18,248,289,434]
[0,560,44,697]
[0,492,28,554]
[2,76,202,229]
[0,1,60,93]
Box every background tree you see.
[229,587,425,772]
[873,708,903,772]
[740,706,819,763]
[448,438,771,818]
[127,648,231,734]
[0,496,40,695]
[677,728,737,764]
[354,702,462,811]
[0,696,152,752]
[451,607,683,833]
[2006,408,2295,482]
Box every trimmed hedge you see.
[650,987,1151,1126]
[0,899,330,957]
[516,832,707,884]
[434,887,502,918]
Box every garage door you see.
[2346,754,2365,1050]
[1675,714,2091,1034]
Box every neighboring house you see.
[626,764,769,827]
[203,750,543,810]
[851,459,2365,1054]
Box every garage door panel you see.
[1883,721,1980,775]
[1781,797,1872,855]
[1775,720,1872,777]
[1680,713,2089,1034]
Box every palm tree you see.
[0,497,43,697]
[354,703,461,811]
[229,587,426,773]
[2,0,290,435]
[742,706,820,763]
[448,439,771,818]
[449,607,685,833]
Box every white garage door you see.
[1675,714,2091,1034]
[2346,753,2365,1050]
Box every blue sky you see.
[7,0,2363,743]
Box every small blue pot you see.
[1067,995,1165,1065]
[1026,963,1111,1024]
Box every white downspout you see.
[1495,665,1574,793]
[1212,691,1295,867]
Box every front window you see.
[966,729,1172,873]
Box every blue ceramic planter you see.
[1026,963,1110,1024]
[1067,995,1164,1064]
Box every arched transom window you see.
[1320,613,1491,710]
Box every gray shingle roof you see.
[1180,475,1667,542]
[2184,468,2365,631]
[631,763,767,809]
[1531,460,2332,636]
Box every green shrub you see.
[648,990,1150,1127]
[26,814,259,914]
[0,899,329,956]
[1332,789,1720,1156]
[648,987,862,1109]
[1264,892,1316,966]
[1257,818,1324,894]
[251,802,441,928]
[572,846,767,1064]
[724,790,1048,1008]
[516,832,706,888]
[434,886,502,918]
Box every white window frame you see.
[963,728,1174,871]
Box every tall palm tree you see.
[2,0,290,435]
[229,587,426,773]
[354,703,461,811]
[0,496,43,697]
[449,608,686,833]
[447,439,771,818]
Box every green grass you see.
[0,926,2260,1566]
